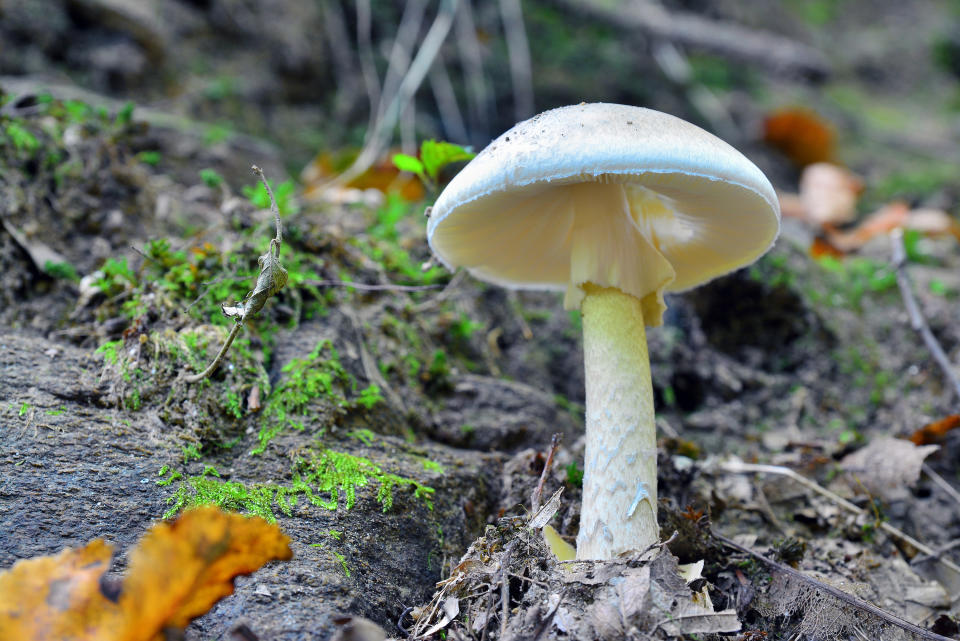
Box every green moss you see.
[163,476,279,522]
[349,428,377,446]
[95,340,123,365]
[295,449,434,513]
[181,443,202,463]
[254,340,384,454]
[421,459,444,474]
[162,448,434,522]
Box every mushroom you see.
[427,103,780,559]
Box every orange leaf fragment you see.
[301,151,425,202]
[909,414,960,446]
[0,539,121,641]
[763,108,835,168]
[824,201,909,252]
[809,235,844,259]
[0,507,293,641]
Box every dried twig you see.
[355,0,380,118]
[429,58,469,143]
[891,228,960,402]
[715,532,955,641]
[304,279,443,292]
[552,0,830,79]
[499,539,519,639]
[455,0,491,141]
[720,460,960,581]
[531,433,562,513]
[922,463,960,509]
[185,166,285,383]
[497,0,534,121]
[334,0,459,189]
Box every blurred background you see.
[3,0,959,201]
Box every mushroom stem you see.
[576,284,658,559]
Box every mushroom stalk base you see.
[576,284,658,560]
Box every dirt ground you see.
[2,2,960,640]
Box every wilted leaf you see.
[840,437,939,501]
[528,487,563,529]
[0,506,292,641]
[799,163,863,226]
[222,248,287,322]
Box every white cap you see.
[427,103,780,325]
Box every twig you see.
[530,589,567,641]
[253,165,283,249]
[715,532,955,641]
[184,323,244,384]
[455,0,491,142]
[922,463,960,509]
[429,58,469,143]
[497,0,534,121]
[720,460,960,581]
[531,433,562,513]
[355,0,380,116]
[500,539,519,639]
[304,279,443,292]
[335,0,459,189]
[891,228,960,402]
[551,0,830,79]
[321,0,362,119]
[185,166,284,383]
[913,538,960,566]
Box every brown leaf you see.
[0,507,293,641]
[840,437,939,501]
[824,201,909,252]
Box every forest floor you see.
[2,2,960,640]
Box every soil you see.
[2,2,960,640]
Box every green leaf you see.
[392,153,424,175]
[419,140,475,181]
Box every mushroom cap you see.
[427,103,780,321]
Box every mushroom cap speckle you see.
[427,103,780,322]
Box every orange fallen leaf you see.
[809,235,845,259]
[0,506,293,641]
[301,151,424,202]
[909,414,960,446]
[824,201,909,252]
[763,108,835,168]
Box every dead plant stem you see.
[715,532,955,641]
[891,228,960,402]
[719,460,960,581]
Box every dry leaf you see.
[763,108,835,168]
[909,414,960,446]
[222,248,288,322]
[824,201,909,252]
[0,506,293,641]
[799,163,863,226]
[840,437,939,501]
[528,487,563,529]
[301,151,424,202]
